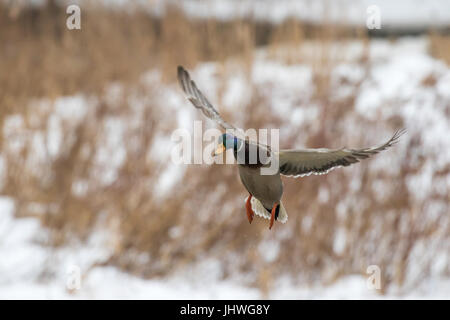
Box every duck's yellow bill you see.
[212,143,226,157]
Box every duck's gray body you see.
[233,140,283,211]
[238,164,283,210]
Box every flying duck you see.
[177,66,404,230]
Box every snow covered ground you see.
[18,1,450,28]
[1,37,449,299]
[1,193,449,299]
[2,195,449,299]
[90,0,450,28]
[177,0,450,28]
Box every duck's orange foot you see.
[245,195,255,224]
[269,203,279,230]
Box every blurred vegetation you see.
[0,1,449,296]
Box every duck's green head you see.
[212,133,242,157]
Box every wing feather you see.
[177,66,237,131]
[278,129,405,177]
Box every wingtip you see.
[177,65,190,76]
[177,66,190,93]
[383,128,406,149]
[395,127,406,135]
[177,65,184,76]
[392,128,407,142]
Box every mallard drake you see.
[177,66,404,230]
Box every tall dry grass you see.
[429,32,450,66]
[0,1,290,281]
[1,1,448,295]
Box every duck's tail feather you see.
[245,196,288,224]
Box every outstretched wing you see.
[278,129,405,178]
[177,66,237,131]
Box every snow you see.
[258,240,281,263]
[0,197,260,299]
[12,0,450,29]
[95,117,127,186]
[152,0,450,28]
[1,192,449,299]
[39,0,450,28]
